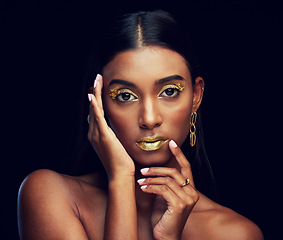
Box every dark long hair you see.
[71,10,217,199]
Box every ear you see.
[192,77,205,112]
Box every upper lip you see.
[136,135,168,143]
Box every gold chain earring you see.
[190,112,197,147]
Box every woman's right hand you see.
[87,74,135,181]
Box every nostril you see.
[139,122,161,130]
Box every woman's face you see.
[102,46,203,167]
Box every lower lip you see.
[135,140,169,151]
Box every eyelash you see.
[109,83,185,103]
[158,84,185,98]
[109,88,138,102]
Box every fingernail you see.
[137,178,146,185]
[93,74,101,89]
[140,185,147,190]
[140,168,149,174]
[93,80,97,89]
[169,140,178,148]
[88,93,92,102]
[97,73,102,80]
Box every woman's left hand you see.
[138,140,199,240]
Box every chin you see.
[130,145,173,167]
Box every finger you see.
[169,140,195,187]
[141,184,180,207]
[138,177,197,203]
[140,184,198,215]
[88,74,102,138]
[140,167,185,187]
[88,94,96,137]
[88,75,100,129]
[93,74,103,111]
[88,93,109,136]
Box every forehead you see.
[102,46,191,84]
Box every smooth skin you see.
[18,46,263,240]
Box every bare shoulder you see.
[188,193,264,240]
[18,169,78,204]
[17,169,106,240]
[18,169,71,207]
[19,169,66,189]
[18,169,107,203]
[211,204,264,240]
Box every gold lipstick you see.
[136,136,169,151]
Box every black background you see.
[1,0,282,239]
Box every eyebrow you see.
[108,75,185,87]
[109,79,136,87]
[155,75,185,85]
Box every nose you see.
[138,98,162,130]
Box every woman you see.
[17,10,263,239]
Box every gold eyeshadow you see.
[109,83,185,101]
[108,88,138,100]
[157,83,185,97]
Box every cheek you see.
[109,114,135,136]
[163,101,192,143]
[104,102,137,141]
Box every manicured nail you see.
[93,76,98,89]
[140,168,149,174]
[93,74,101,89]
[88,93,92,102]
[169,140,178,148]
[140,185,147,190]
[137,178,146,185]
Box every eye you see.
[160,87,180,97]
[116,92,137,102]
[158,83,185,98]
[109,88,138,103]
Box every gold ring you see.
[181,178,190,187]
